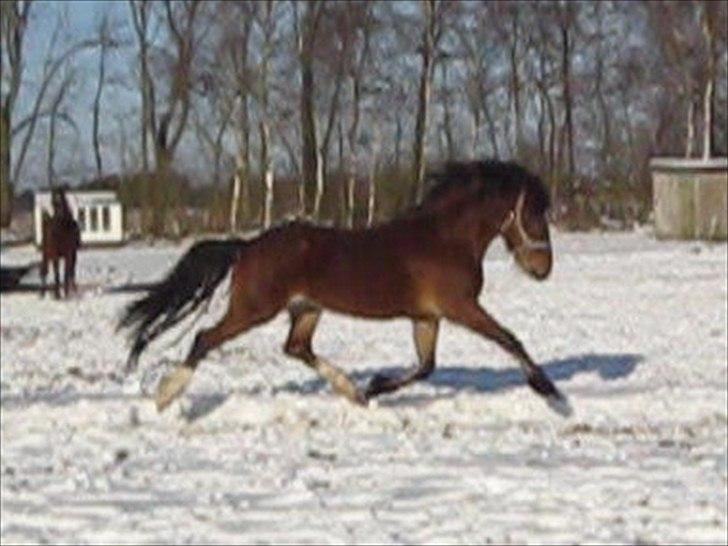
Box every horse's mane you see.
[420,160,550,214]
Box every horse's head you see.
[50,186,71,217]
[499,186,552,281]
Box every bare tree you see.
[458,4,500,159]
[411,0,451,203]
[0,0,31,226]
[343,2,373,228]
[47,69,76,187]
[557,0,576,184]
[411,0,436,202]
[220,1,254,232]
[255,1,277,228]
[130,0,203,234]
[294,0,324,216]
[646,1,705,158]
[128,0,153,171]
[2,2,95,223]
[92,14,118,178]
[700,0,723,159]
[367,114,380,226]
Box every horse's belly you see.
[305,267,410,319]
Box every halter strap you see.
[500,191,551,253]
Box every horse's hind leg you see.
[155,295,281,412]
[69,251,78,294]
[63,257,70,297]
[446,300,572,416]
[40,257,47,298]
[64,252,77,296]
[284,304,366,406]
[365,319,439,399]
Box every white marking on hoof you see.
[155,367,194,412]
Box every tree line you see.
[1,0,726,235]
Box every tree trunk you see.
[703,78,714,160]
[313,147,324,218]
[441,62,455,160]
[260,119,273,228]
[346,171,356,228]
[412,1,436,204]
[47,75,71,188]
[686,97,695,158]
[702,4,716,160]
[93,40,107,178]
[298,3,321,216]
[561,21,575,183]
[394,115,402,171]
[0,1,32,228]
[482,94,499,158]
[263,169,274,228]
[129,1,152,172]
[230,166,242,232]
[346,72,362,228]
[537,92,546,167]
[367,122,379,227]
[259,2,274,227]
[0,105,11,227]
[509,13,522,158]
[470,105,480,159]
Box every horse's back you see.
[239,221,427,318]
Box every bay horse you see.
[119,160,571,416]
[41,186,81,299]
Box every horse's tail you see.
[117,238,247,372]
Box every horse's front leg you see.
[365,319,439,399]
[52,258,61,299]
[446,300,572,417]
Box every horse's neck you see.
[54,199,72,220]
[432,198,509,260]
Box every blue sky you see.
[14,1,136,189]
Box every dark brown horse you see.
[119,160,571,416]
[41,186,81,299]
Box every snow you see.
[1,229,726,544]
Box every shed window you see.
[78,208,86,231]
[90,207,98,232]
[102,206,110,231]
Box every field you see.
[1,230,726,544]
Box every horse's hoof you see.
[364,373,393,398]
[546,391,573,418]
[155,366,193,412]
[351,388,369,407]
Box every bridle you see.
[499,191,551,254]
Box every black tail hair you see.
[117,239,246,372]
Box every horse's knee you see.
[284,338,311,360]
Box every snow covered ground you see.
[1,229,726,544]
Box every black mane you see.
[422,160,551,214]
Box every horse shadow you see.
[278,352,644,402]
[181,393,229,423]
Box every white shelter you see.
[34,190,124,246]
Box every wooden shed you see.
[650,158,727,240]
[34,190,124,247]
